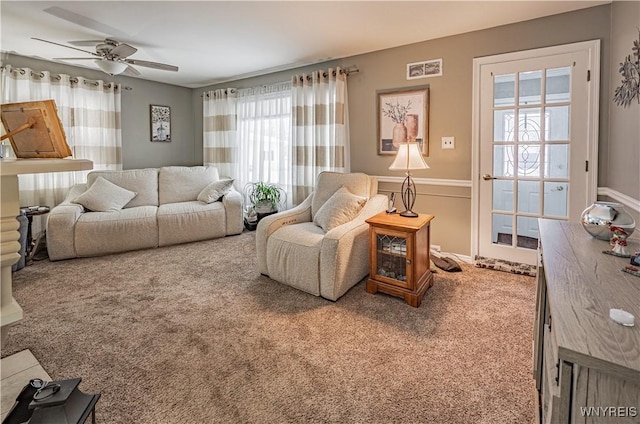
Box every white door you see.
[473,41,600,265]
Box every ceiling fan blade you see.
[54,57,97,60]
[32,37,100,57]
[125,59,178,72]
[69,40,108,47]
[110,43,137,58]
[44,6,128,38]
[122,65,141,76]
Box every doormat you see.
[474,255,536,277]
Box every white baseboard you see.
[431,249,472,264]
[452,254,472,263]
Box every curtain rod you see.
[343,65,360,75]
[202,65,359,98]
[296,65,359,82]
[2,66,133,91]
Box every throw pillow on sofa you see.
[197,179,234,204]
[73,176,137,212]
[313,186,366,232]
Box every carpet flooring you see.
[3,231,537,423]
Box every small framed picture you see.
[377,86,429,156]
[150,105,171,142]
[406,59,443,80]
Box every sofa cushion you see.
[159,166,220,205]
[197,179,234,204]
[87,168,159,208]
[73,177,137,212]
[157,201,226,246]
[266,222,325,296]
[75,206,159,257]
[311,172,372,218]
[313,186,366,232]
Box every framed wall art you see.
[377,86,429,156]
[407,58,443,80]
[150,105,171,142]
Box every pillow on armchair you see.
[313,186,366,232]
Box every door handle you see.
[482,174,497,180]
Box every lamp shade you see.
[94,59,128,75]
[389,142,429,171]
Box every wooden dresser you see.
[534,219,640,423]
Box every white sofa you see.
[47,166,243,260]
[256,172,387,301]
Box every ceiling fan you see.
[31,37,179,76]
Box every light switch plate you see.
[442,136,455,149]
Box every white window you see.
[235,83,292,205]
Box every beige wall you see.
[606,1,640,201]
[597,1,640,236]
[196,5,612,255]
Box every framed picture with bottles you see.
[150,104,171,142]
[377,86,429,156]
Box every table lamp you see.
[389,141,429,217]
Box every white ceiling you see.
[1,1,610,88]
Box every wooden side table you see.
[365,212,435,307]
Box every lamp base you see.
[398,173,420,218]
[400,210,419,218]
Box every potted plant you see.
[242,182,287,230]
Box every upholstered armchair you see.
[256,172,387,301]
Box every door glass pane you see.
[544,144,569,178]
[494,110,514,141]
[494,74,515,107]
[518,181,540,214]
[519,71,542,105]
[546,106,569,141]
[544,182,568,217]
[517,145,541,177]
[518,108,542,142]
[493,145,515,177]
[546,67,570,103]
[493,180,513,212]
[492,213,513,245]
[516,216,539,249]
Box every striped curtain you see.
[202,88,237,179]
[291,67,350,204]
[1,65,122,234]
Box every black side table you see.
[28,378,100,424]
[20,206,50,262]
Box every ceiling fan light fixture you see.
[94,59,127,75]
